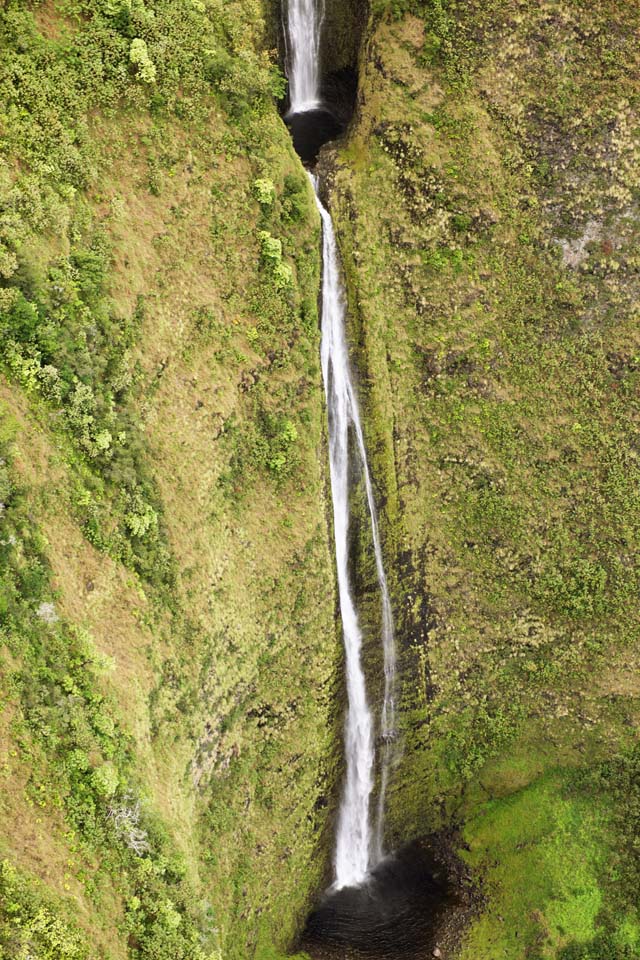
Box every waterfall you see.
[285,0,323,113]
[312,181,398,888]
[286,0,397,890]
[314,184,375,888]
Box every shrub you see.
[540,556,609,618]
[281,173,308,223]
[130,38,157,84]
[258,230,283,266]
[253,177,275,207]
[266,418,298,474]
[91,762,120,798]
[0,860,88,959]
[273,261,293,291]
[125,493,158,537]
[257,231,293,291]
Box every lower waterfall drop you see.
[284,6,461,954]
[312,177,376,889]
[303,175,457,957]
[311,173,399,888]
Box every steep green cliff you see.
[0,1,339,957]
[1,1,640,959]
[327,1,640,956]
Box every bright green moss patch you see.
[458,754,640,960]
[459,773,606,958]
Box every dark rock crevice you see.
[278,0,365,164]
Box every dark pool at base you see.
[299,842,454,960]
[285,109,345,165]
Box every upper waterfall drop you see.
[285,0,323,113]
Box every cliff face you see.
[0,2,338,957]
[2,1,640,959]
[320,0,368,77]
[328,1,640,956]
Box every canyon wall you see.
[1,1,640,959]
[0,2,338,957]
[326,2,640,956]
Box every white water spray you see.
[285,0,323,113]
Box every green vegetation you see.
[451,747,640,959]
[2,0,640,957]
[327,1,640,955]
[0,859,88,960]
[0,0,337,957]
[0,422,221,958]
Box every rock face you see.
[320,0,368,77]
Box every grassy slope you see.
[328,1,640,956]
[0,1,336,958]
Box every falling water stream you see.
[284,0,323,112]
[284,0,397,892]
[315,183,376,888]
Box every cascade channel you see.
[287,0,397,892]
[282,0,457,957]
